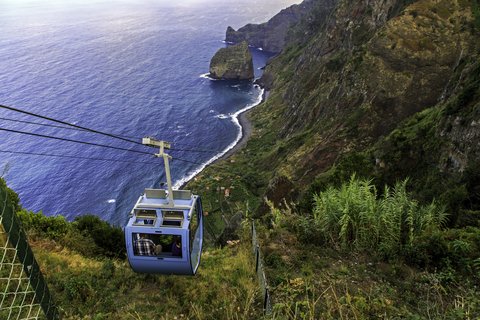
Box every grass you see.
[257,177,480,319]
[267,248,480,319]
[29,225,263,320]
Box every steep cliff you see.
[188,0,480,317]
[225,0,337,53]
[209,41,254,80]
[232,0,480,219]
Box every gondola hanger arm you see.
[142,137,174,205]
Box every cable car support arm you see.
[142,137,174,205]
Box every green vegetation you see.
[261,177,480,318]
[17,210,125,259]
[473,0,480,28]
[312,177,447,257]
[33,236,261,319]
[3,0,480,318]
[0,179,264,319]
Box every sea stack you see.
[209,41,254,80]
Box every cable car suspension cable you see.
[0,104,143,146]
[0,127,205,165]
[0,149,161,165]
[0,105,235,154]
[0,127,152,156]
[0,116,140,140]
[0,115,220,154]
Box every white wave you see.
[258,47,263,51]
[107,199,116,204]
[199,73,218,81]
[215,114,230,119]
[174,88,264,189]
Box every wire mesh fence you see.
[251,221,272,315]
[0,182,59,320]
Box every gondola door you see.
[189,197,203,274]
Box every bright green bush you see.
[16,209,125,259]
[0,178,21,213]
[312,175,447,258]
[17,209,70,240]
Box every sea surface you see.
[0,0,301,225]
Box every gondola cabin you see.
[125,188,203,275]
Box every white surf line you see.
[199,72,219,81]
[174,86,264,189]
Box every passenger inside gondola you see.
[171,236,182,257]
[133,233,156,256]
[132,233,182,258]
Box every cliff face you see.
[245,0,480,218]
[209,41,254,80]
[225,0,337,53]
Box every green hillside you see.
[2,0,480,318]
[0,177,262,319]
[187,0,480,318]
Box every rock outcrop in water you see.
[209,41,254,80]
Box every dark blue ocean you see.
[0,0,300,225]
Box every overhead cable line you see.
[0,149,161,165]
[0,108,221,154]
[0,148,204,166]
[0,116,139,140]
[0,104,143,146]
[0,129,205,165]
[0,127,152,156]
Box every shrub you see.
[406,227,480,277]
[295,215,325,246]
[73,215,126,259]
[473,0,480,29]
[0,178,21,213]
[17,210,70,240]
[17,210,126,259]
[405,229,449,269]
[62,228,101,258]
[64,276,91,302]
[311,175,447,258]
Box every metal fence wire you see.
[251,221,272,315]
[0,182,59,320]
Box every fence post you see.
[255,245,260,272]
[251,221,272,316]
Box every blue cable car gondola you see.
[125,138,203,275]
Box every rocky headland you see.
[225,0,336,53]
[209,41,254,80]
